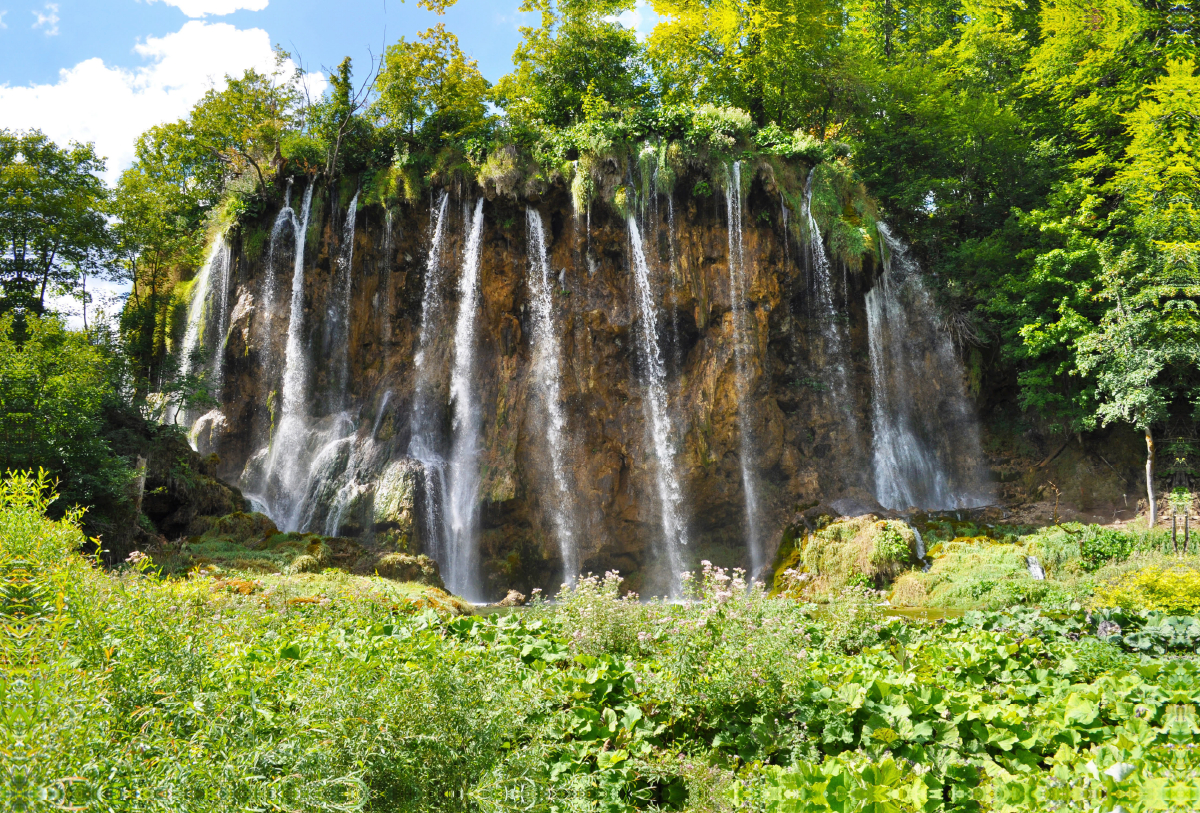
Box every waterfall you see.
[526,208,580,587]
[381,208,394,349]
[628,216,687,597]
[445,198,486,599]
[262,178,296,362]
[168,235,229,426]
[331,192,359,410]
[409,191,452,568]
[723,162,764,577]
[212,236,232,394]
[372,390,393,439]
[1026,556,1046,580]
[866,224,993,511]
[802,168,858,433]
[264,182,314,527]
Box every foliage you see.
[798,517,916,594]
[1094,565,1200,616]
[7,481,1200,812]
[374,24,492,147]
[1079,526,1137,572]
[0,315,130,516]
[494,0,649,128]
[0,129,110,316]
[186,54,304,195]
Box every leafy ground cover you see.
[781,514,1200,617]
[4,473,1198,812]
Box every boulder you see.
[374,552,445,590]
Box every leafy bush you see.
[800,517,916,595]
[1094,565,1200,614]
[1080,526,1136,571]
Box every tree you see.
[1073,58,1200,527]
[0,130,110,315]
[187,56,303,194]
[308,56,381,177]
[0,313,130,516]
[648,0,851,133]
[373,25,492,146]
[112,165,197,392]
[494,0,650,127]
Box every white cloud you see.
[146,0,269,17]
[1,11,8,29]
[0,21,326,181]
[32,2,59,35]
[609,0,659,42]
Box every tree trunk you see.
[1145,428,1157,528]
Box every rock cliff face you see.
[185,171,993,599]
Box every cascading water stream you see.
[331,192,359,411]
[866,224,992,511]
[526,208,580,587]
[373,390,393,439]
[1026,557,1046,580]
[381,208,394,349]
[409,191,452,568]
[264,182,314,528]
[802,168,858,434]
[168,235,229,427]
[212,239,232,394]
[628,216,687,597]
[261,178,296,376]
[723,162,764,577]
[445,198,486,599]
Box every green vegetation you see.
[778,514,1200,617]
[0,314,131,522]
[6,474,1198,812]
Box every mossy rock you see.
[801,516,918,598]
[374,553,445,590]
[373,460,421,536]
[290,554,322,574]
[189,511,279,546]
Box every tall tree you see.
[374,24,492,146]
[187,56,303,194]
[494,0,650,126]
[0,130,110,316]
[1075,58,1200,526]
[648,0,851,133]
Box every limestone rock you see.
[374,553,445,590]
[373,459,422,541]
[498,590,527,607]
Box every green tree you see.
[374,24,492,146]
[0,130,110,315]
[494,0,650,127]
[1074,58,1200,526]
[187,57,303,194]
[0,313,130,518]
[111,165,196,393]
[648,0,852,134]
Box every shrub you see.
[1094,565,1200,614]
[1079,526,1136,571]
[801,517,915,595]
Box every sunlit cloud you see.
[144,0,269,16]
[0,21,326,181]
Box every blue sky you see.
[0,0,656,178]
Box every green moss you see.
[800,517,917,598]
